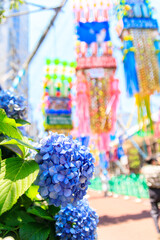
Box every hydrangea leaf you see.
[0,223,13,231]
[27,206,53,221]
[0,137,38,158]
[48,205,60,216]
[25,185,39,201]
[0,109,22,139]
[0,138,24,158]
[0,157,39,215]
[15,119,30,127]
[1,208,36,227]
[19,222,50,240]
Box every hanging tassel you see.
[144,94,154,133]
[103,75,120,133]
[135,93,154,134]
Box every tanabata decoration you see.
[74,0,116,70]
[73,0,119,152]
[116,0,160,132]
[42,59,76,131]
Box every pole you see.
[22,0,67,70]
[117,119,148,160]
[10,0,68,90]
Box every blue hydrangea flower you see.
[35,132,95,207]
[55,199,99,240]
[0,90,26,119]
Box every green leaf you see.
[19,222,50,240]
[27,206,53,221]
[2,209,36,227]
[25,185,39,201]
[48,205,60,216]
[48,224,59,240]
[0,149,1,161]
[18,194,33,209]
[0,137,38,158]
[0,198,35,227]
[16,136,38,155]
[0,223,13,231]
[0,157,39,215]
[0,109,22,139]
[15,119,30,127]
[0,141,24,158]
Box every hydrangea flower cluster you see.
[35,132,95,207]
[0,90,26,119]
[55,199,99,240]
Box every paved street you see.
[88,190,159,240]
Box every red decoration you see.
[77,56,116,69]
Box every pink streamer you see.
[76,71,90,136]
[97,132,110,152]
[108,75,120,133]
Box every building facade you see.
[0,4,29,99]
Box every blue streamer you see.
[123,40,139,97]
[117,146,125,159]
[77,136,90,147]
[154,40,160,67]
[154,40,160,84]
[99,152,108,170]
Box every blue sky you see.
[28,0,160,136]
[28,0,75,136]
